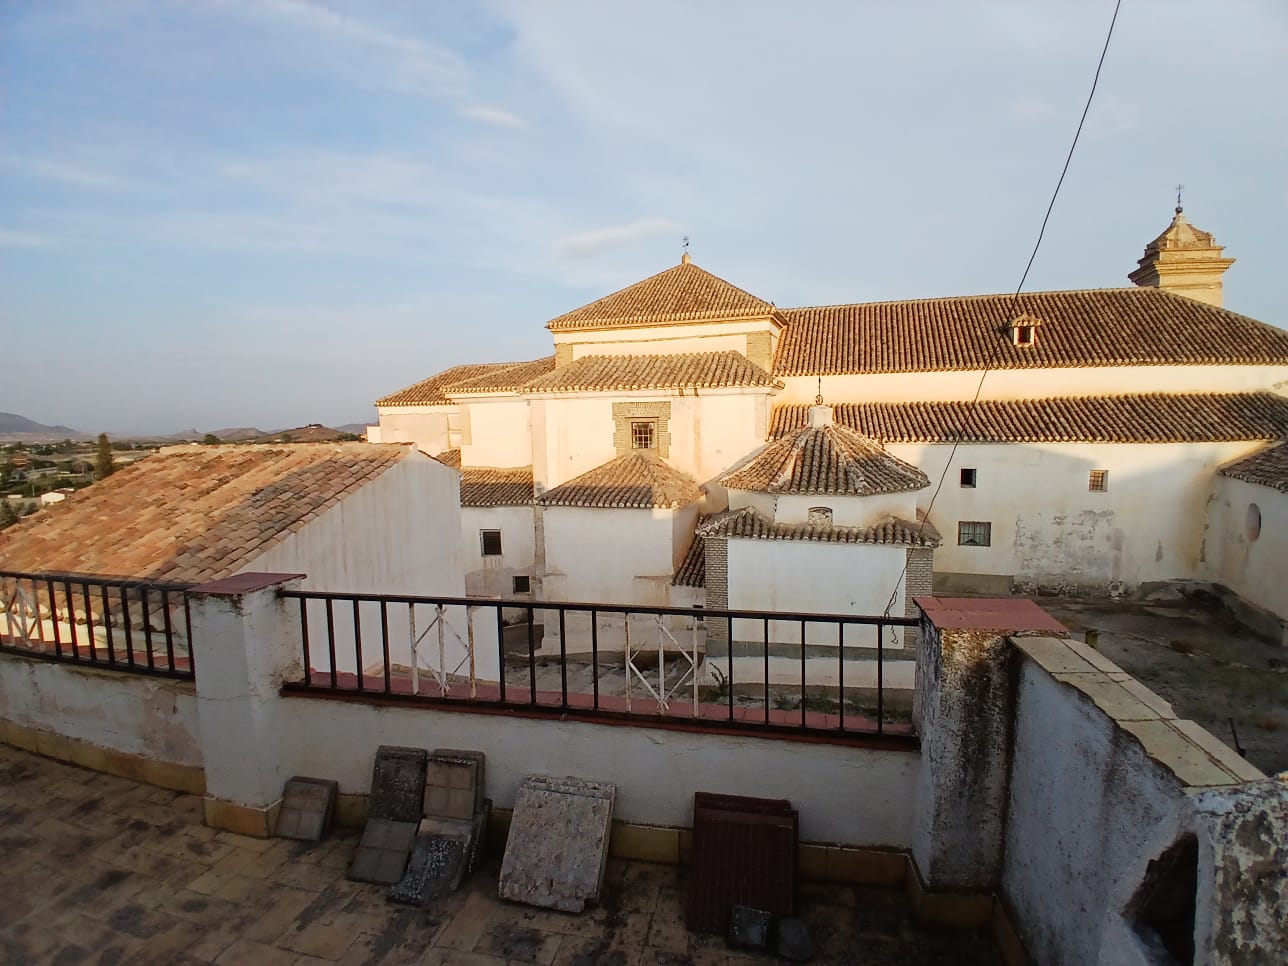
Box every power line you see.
[882,0,1124,616]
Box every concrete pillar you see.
[188,572,305,836]
[910,596,1067,893]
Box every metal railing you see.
[279,589,920,740]
[0,569,195,680]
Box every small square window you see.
[512,575,531,594]
[631,420,655,450]
[1088,470,1108,492]
[480,529,502,556]
[958,521,992,547]
[960,468,977,488]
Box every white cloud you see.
[0,228,55,249]
[460,106,526,129]
[0,155,133,191]
[558,217,683,259]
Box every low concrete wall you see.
[1000,636,1266,966]
[0,651,202,769]
[271,695,918,849]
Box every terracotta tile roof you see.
[697,506,940,548]
[673,529,707,588]
[769,393,1288,444]
[525,351,780,393]
[538,454,701,509]
[546,259,776,331]
[376,357,554,406]
[774,288,1288,375]
[460,466,535,507]
[722,420,929,495]
[434,449,462,469]
[0,444,412,582]
[1218,441,1288,492]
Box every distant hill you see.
[337,423,370,435]
[0,413,90,442]
[211,427,267,442]
[264,424,357,443]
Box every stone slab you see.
[388,835,467,906]
[498,775,615,913]
[727,905,772,951]
[425,749,485,821]
[275,776,338,842]
[419,799,490,874]
[368,745,428,823]
[348,818,417,885]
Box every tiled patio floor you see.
[0,744,1001,965]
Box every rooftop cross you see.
[1175,183,1185,214]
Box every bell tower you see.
[1128,201,1235,308]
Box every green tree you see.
[202,433,221,446]
[0,499,17,530]
[95,433,117,479]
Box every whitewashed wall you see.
[461,505,536,598]
[785,363,1288,405]
[775,492,918,528]
[887,440,1266,591]
[375,406,455,456]
[726,539,906,646]
[0,656,202,767]
[555,317,780,362]
[1202,475,1288,623]
[459,398,532,468]
[544,507,677,604]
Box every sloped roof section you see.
[376,356,554,406]
[547,258,776,331]
[673,528,707,588]
[460,466,535,507]
[769,393,1288,444]
[525,351,781,393]
[697,506,940,548]
[774,288,1288,375]
[0,444,413,582]
[434,448,462,469]
[1218,441,1288,493]
[538,454,701,509]
[722,421,929,495]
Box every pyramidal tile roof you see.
[546,258,777,331]
[774,288,1288,375]
[376,357,554,406]
[1218,441,1288,492]
[721,417,929,496]
[0,444,415,582]
[460,466,535,507]
[538,454,701,509]
[769,393,1288,444]
[525,351,781,393]
[697,506,940,548]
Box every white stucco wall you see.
[775,492,919,528]
[888,440,1265,591]
[0,654,202,767]
[784,363,1288,405]
[544,507,677,605]
[459,398,532,469]
[1202,475,1288,622]
[555,316,780,361]
[272,695,917,846]
[375,406,455,456]
[461,505,536,597]
[726,539,906,646]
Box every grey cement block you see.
[274,776,338,842]
[418,798,490,874]
[348,818,417,885]
[498,775,615,913]
[368,745,428,823]
[425,749,485,820]
[388,835,467,907]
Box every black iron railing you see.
[278,589,919,740]
[0,569,195,680]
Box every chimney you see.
[1128,207,1235,308]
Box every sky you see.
[1,0,1285,435]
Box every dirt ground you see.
[1038,596,1288,776]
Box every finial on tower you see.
[1175,183,1184,214]
[681,235,691,265]
[815,376,823,407]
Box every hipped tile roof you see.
[722,421,929,495]
[0,444,413,582]
[1218,441,1288,492]
[774,288,1288,375]
[376,357,554,406]
[769,393,1288,444]
[673,530,706,588]
[525,351,781,393]
[546,259,776,331]
[434,448,462,469]
[697,506,940,548]
[538,454,701,509]
[460,466,535,507]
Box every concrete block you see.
[203,796,280,838]
[1053,672,1162,723]
[367,745,428,823]
[424,749,484,821]
[275,777,338,842]
[1012,636,1096,675]
[388,835,467,906]
[498,775,616,913]
[348,818,417,885]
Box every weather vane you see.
[682,235,690,254]
[1175,183,1184,213]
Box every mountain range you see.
[0,413,370,444]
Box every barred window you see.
[958,521,992,547]
[1088,470,1108,492]
[631,420,655,450]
